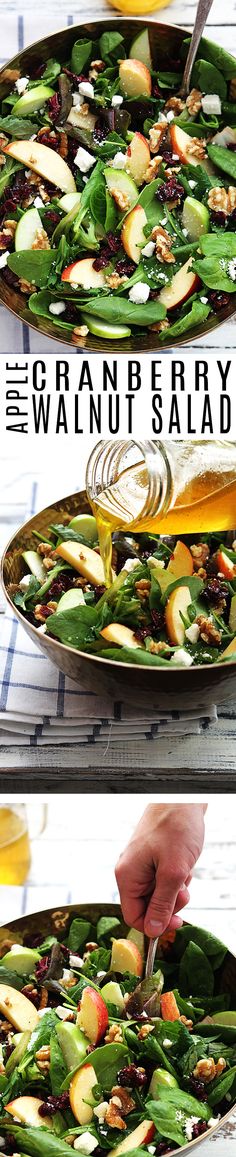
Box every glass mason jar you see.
[86,440,236,537]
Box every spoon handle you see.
[145,936,159,978]
[179,0,214,97]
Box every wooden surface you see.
[0,796,235,1153]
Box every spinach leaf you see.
[200,233,236,257]
[208,142,236,180]
[18,1012,57,1073]
[0,966,24,989]
[192,58,227,99]
[194,256,236,292]
[14,576,40,612]
[42,58,61,84]
[179,941,214,999]
[147,1102,185,1148]
[8,249,57,288]
[97,916,120,941]
[0,114,37,137]
[150,1085,211,1119]
[208,1064,236,1105]
[173,923,227,966]
[99,32,124,63]
[80,296,166,326]
[29,291,73,332]
[0,156,21,200]
[159,299,211,340]
[82,1042,130,1090]
[50,1031,67,1095]
[160,576,203,607]
[98,646,170,666]
[47,603,111,651]
[0,1126,74,1157]
[199,36,236,80]
[67,918,91,952]
[71,40,92,75]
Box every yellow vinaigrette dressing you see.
[0,807,31,885]
[87,442,236,586]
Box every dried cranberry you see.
[157,178,184,203]
[208,289,231,311]
[63,68,87,86]
[37,131,59,151]
[192,1122,208,1139]
[93,250,111,271]
[39,1092,70,1117]
[210,210,226,227]
[135,626,152,643]
[47,572,73,598]
[228,142,236,151]
[35,954,50,981]
[94,584,106,600]
[116,257,136,277]
[93,120,109,144]
[64,304,79,324]
[48,93,61,123]
[44,210,60,226]
[118,1064,147,1088]
[106,231,121,254]
[189,1076,208,1101]
[203,577,229,605]
[93,234,120,271]
[159,149,176,165]
[155,1145,175,1155]
[151,609,165,634]
[152,83,160,97]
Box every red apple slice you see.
[165,585,192,646]
[3,139,76,192]
[221,636,236,660]
[170,124,201,168]
[126,133,150,185]
[121,204,147,264]
[215,550,236,580]
[108,1120,155,1157]
[167,541,194,580]
[119,59,152,99]
[69,1062,97,1125]
[6,1095,52,1128]
[158,258,200,311]
[55,541,105,586]
[77,986,108,1045]
[61,257,106,290]
[111,937,143,977]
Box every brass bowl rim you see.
[0,900,235,1155]
[0,16,235,354]
[1,486,236,677]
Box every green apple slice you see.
[101,981,125,1012]
[1,944,41,975]
[68,513,98,543]
[81,312,131,340]
[149,1068,178,1097]
[5,1029,31,1076]
[4,139,76,193]
[14,84,54,117]
[15,207,43,252]
[56,1022,88,1071]
[104,167,138,212]
[229,593,236,634]
[129,28,152,70]
[212,1010,236,1026]
[56,588,85,613]
[182,196,210,241]
[58,192,81,212]
[22,550,46,582]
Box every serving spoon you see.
[145,936,159,978]
[179,0,214,98]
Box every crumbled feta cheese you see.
[182,227,188,237]
[158,272,167,280]
[33,196,44,208]
[176,1111,184,1122]
[49,301,66,316]
[147,1147,156,1155]
[69,953,84,969]
[172,154,180,161]
[227,258,236,282]
[0,251,9,269]
[208,1117,220,1128]
[148,556,165,569]
[188,179,196,189]
[124,558,140,573]
[166,110,174,122]
[72,92,84,107]
[15,76,29,95]
[129,281,150,304]
[74,147,96,173]
[162,1037,172,1047]
[19,573,33,590]
[83,176,89,183]
[158,112,167,124]
[185,1117,200,1141]
[37,624,47,634]
[55,1006,76,1021]
[112,151,127,169]
[141,241,155,257]
[62,967,74,982]
[93,1102,109,1123]
[185,623,200,644]
[112,94,123,107]
[200,295,208,304]
[78,81,94,99]
[201,94,221,116]
[38,1008,53,1018]
[74,1135,98,1154]
[171,649,194,667]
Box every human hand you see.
[115,803,207,938]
